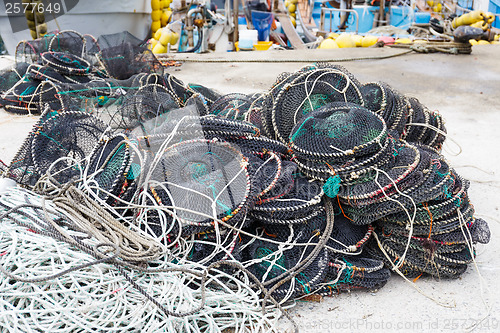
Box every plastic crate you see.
[390,6,414,30]
[489,0,500,29]
[313,5,377,34]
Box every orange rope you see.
[337,196,354,222]
[263,228,277,238]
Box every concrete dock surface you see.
[1,45,499,332]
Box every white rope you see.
[373,167,417,270]
[457,210,492,332]
[405,122,462,156]
[0,189,281,333]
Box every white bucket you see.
[238,29,258,49]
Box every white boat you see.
[0,0,151,55]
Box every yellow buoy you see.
[361,35,378,47]
[290,16,296,28]
[149,38,159,50]
[335,34,356,48]
[152,21,162,34]
[351,35,363,47]
[477,40,490,45]
[495,35,499,41]
[452,10,484,29]
[432,3,442,12]
[319,38,339,49]
[152,10,162,21]
[288,4,296,13]
[151,0,161,11]
[285,0,290,8]
[327,32,340,39]
[491,41,499,44]
[154,28,162,40]
[171,32,180,46]
[395,38,412,44]
[290,0,299,3]
[469,39,478,45]
[159,30,173,46]
[482,12,495,24]
[161,9,172,26]
[152,43,166,54]
[471,20,488,30]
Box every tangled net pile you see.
[0,31,491,332]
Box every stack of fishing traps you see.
[0,31,491,332]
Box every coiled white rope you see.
[0,188,282,333]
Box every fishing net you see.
[141,138,255,238]
[84,33,101,56]
[361,83,447,151]
[270,68,364,143]
[186,83,222,107]
[293,135,396,184]
[255,64,361,140]
[288,102,393,201]
[0,58,493,331]
[31,112,108,186]
[97,31,144,50]
[14,32,57,64]
[289,102,387,161]
[163,74,200,107]
[0,62,29,93]
[47,30,87,56]
[26,63,70,84]
[337,142,424,200]
[379,173,470,231]
[251,174,324,223]
[245,151,283,200]
[0,160,7,176]
[245,94,267,133]
[340,149,455,225]
[39,73,166,120]
[86,134,132,205]
[404,97,447,150]
[326,201,373,254]
[97,42,163,80]
[1,31,168,116]
[132,115,261,149]
[365,166,490,279]
[244,212,330,300]
[360,82,408,139]
[7,110,109,187]
[228,135,289,156]
[0,78,41,115]
[366,216,489,279]
[320,255,391,293]
[40,51,92,76]
[208,93,253,121]
[112,83,182,131]
[255,160,297,204]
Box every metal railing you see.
[320,7,359,34]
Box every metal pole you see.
[379,0,385,27]
[233,0,239,50]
